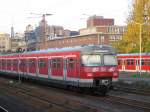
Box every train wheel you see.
[99,86,108,96]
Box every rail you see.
[0,106,8,112]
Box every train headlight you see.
[108,67,115,72]
[92,67,99,72]
[87,73,93,77]
[100,67,106,72]
[113,72,118,77]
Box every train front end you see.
[80,45,118,95]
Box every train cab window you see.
[29,59,35,67]
[82,55,102,66]
[68,58,75,69]
[38,59,46,68]
[104,55,117,66]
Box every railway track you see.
[107,95,150,112]
[0,106,8,112]
[82,93,150,112]
[0,77,150,112]
[0,78,102,112]
[114,85,150,96]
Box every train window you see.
[68,58,75,69]
[146,59,150,65]
[38,59,46,68]
[141,59,145,65]
[118,60,122,65]
[7,60,11,66]
[82,55,102,66]
[13,59,18,66]
[29,59,35,67]
[130,60,134,65]
[57,59,61,68]
[52,58,62,68]
[52,59,57,68]
[126,59,134,65]
[20,60,26,66]
[104,55,117,66]
[126,60,130,65]
[2,60,6,66]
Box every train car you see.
[117,53,150,72]
[0,45,118,95]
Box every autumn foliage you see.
[114,0,150,53]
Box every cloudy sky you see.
[0,0,132,33]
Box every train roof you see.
[0,45,116,56]
[117,53,150,56]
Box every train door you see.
[0,60,1,70]
[19,59,28,75]
[28,58,37,76]
[51,58,63,79]
[2,59,6,71]
[66,57,78,80]
[124,59,135,71]
[136,60,139,71]
[63,58,67,81]
[13,59,18,72]
[122,60,125,71]
[6,59,11,71]
[38,58,48,77]
[118,59,123,71]
[48,59,52,79]
[51,58,64,80]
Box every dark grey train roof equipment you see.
[0,45,117,56]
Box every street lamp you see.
[134,22,144,77]
[133,22,150,77]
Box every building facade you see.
[44,16,126,49]
[79,26,126,42]
[45,33,108,49]
[0,33,11,53]
[87,15,114,27]
[11,33,26,52]
[25,15,126,50]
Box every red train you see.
[0,45,118,95]
[117,53,150,72]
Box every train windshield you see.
[104,55,117,65]
[82,55,101,66]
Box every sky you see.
[0,0,132,34]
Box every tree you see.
[114,0,150,53]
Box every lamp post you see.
[134,22,150,77]
[134,22,144,77]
